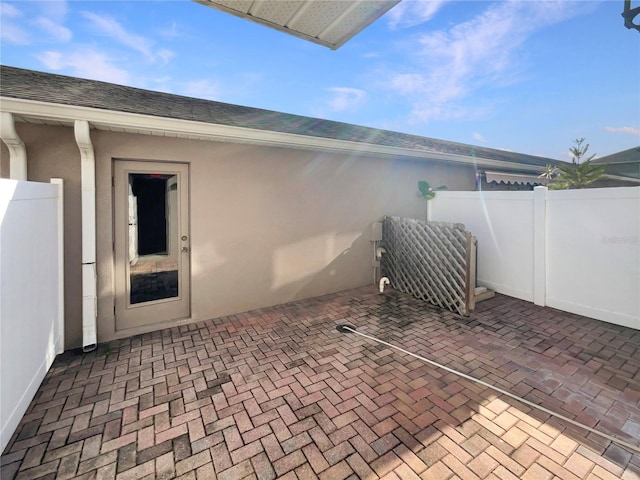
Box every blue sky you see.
[1,0,639,160]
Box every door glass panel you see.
[128,173,179,304]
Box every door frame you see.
[113,159,191,333]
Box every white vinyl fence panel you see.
[429,186,640,330]
[428,191,536,301]
[545,187,639,329]
[0,179,63,452]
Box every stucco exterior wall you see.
[5,123,476,348]
[0,143,9,177]
[2,124,83,350]
[94,130,475,343]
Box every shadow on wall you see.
[191,230,371,321]
[187,144,457,324]
[275,232,371,301]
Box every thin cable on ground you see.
[340,325,640,455]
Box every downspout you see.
[74,120,98,352]
[51,178,65,355]
[0,112,27,180]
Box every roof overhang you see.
[193,0,400,50]
[1,96,550,173]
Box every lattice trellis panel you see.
[381,216,476,316]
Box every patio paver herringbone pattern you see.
[2,286,639,479]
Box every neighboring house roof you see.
[593,146,640,180]
[193,0,400,50]
[0,65,557,171]
[593,146,640,164]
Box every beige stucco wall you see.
[4,123,476,348]
[0,143,9,177]
[1,124,83,350]
[94,130,476,343]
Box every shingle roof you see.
[1,65,556,167]
[592,146,640,179]
[593,146,640,165]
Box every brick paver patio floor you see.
[2,286,639,479]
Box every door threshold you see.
[113,315,197,340]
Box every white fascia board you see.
[1,96,545,172]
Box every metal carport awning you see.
[193,0,400,50]
[485,171,547,186]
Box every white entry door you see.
[114,160,190,331]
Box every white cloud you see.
[389,73,428,94]
[80,11,175,65]
[0,3,30,44]
[1,2,71,45]
[562,150,575,162]
[0,3,22,18]
[34,17,72,42]
[387,0,447,29]
[472,132,485,142]
[0,23,30,44]
[40,0,68,22]
[159,22,180,39]
[604,126,640,136]
[37,49,130,84]
[152,76,173,92]
[240,72,264,85]
[386,1,589,122]
[81,11,155,60]
[38,51,63,69]
[183,80,220,101]
[157,48,175,65]
[326,87,367,112]
[410,103,489,123]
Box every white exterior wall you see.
[0,179,62,452]
[430,187,640,330]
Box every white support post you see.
[74,120,98,352]
[51,178,65,354]
[533,186,547,306]
[0,112,27,181]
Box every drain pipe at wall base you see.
[370,222,384,284]
[0,112,27,180]
[379,277,390,293]
[75,120,98,352]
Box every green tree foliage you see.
[548,138,606,189]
